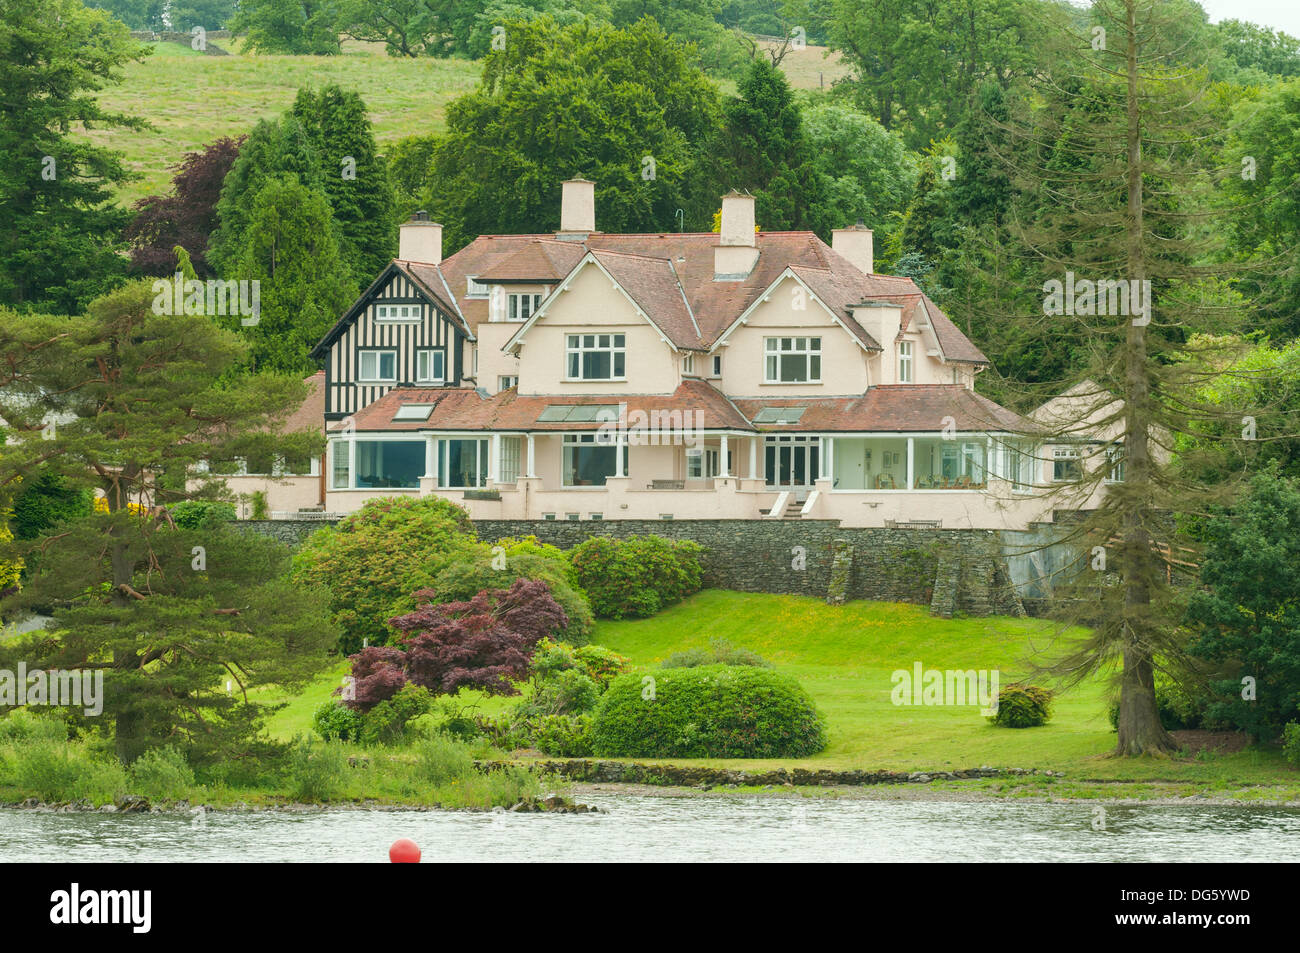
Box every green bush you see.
[360,683,434,746]
[532,714,593,757]
[250,490,269,520]
[129,745,196,800]
[11,473,93,540]
[1106,673,1205,732]
[1283,722,1300,767]
[591,665,827,758]
[989,686,1054,728]
[312,701,364,742]
[292,496,478,653]
[285,737,349,802]
[0,710,69,742]
[573,644,632,686]
[6,738,128,804]
[526,668,601,716]
[570,535,704,618]
[432,549,593,644]
[662,637,772,670]
[411,734,477,785]
[168,500,238,529]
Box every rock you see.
[115,794,151,813]
[98,804,118,813]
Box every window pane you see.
[810,355,820,380]
[568,352,580,378]
[355,441,422,489]
[331,443,350,489]
[613,352,625,377]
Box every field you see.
[270,590,1299,796]
[84,38,850,206]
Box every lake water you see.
[3,795,1299,862]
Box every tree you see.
[125,137,244,278]
[231,175,359,373]
[207,116,325,276]
[1187,470,1300,740]
[336,0,454,56]
[0,280,332,761]
[84,0,167,30]
[0,0,149,313]
[985,0,1300,755]
[292,496,480,654]
[1215,19,1300,79]
[348,578,568,707]
[291,86,397,281]
[420,17,723,247]
[228,0,343,54]
[168,0,239,30]
[701,56,825,232]
[802,102,916,252]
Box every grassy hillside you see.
[84,38,850,206]
[269,590,1297,793]
[83,40,481,205]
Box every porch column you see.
[491,433,502,483]
[616,431,627,478]
[423,435,435,479]
[906,437,915,490]
[826,436,835,481]
[348,438,357,489]
[749,436,758,479]
[525,434,537,478]
[720,433,730,477]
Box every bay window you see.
[563,434,627,486]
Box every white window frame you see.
[764,336,822,384]
[682,354,695,375]
[375,303,420,322]
[498,375,519,390]
[1052,446,1082,482]
[416,349,445,384]
[358,349,397,383]
[1105,444,1126,483]
[566,333,626,381]
[710,354,723,378]
[898,340,914,383]
[466,276,489,298]
[506,293,542,322]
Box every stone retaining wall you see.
[240,517,1025,616]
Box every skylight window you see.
[753,407,806,425]
[392,404,435,422]
[537,404,622,423]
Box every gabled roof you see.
[475,240,587,283]
[309,261,471,360]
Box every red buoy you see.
[389,838,421,863]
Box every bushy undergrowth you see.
[569,535,703,618]
[662,638,772,670]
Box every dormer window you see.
[764,337,821,384]
[466,277,489,298]
[898,340,914,383]
[507,293,542,322]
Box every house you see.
[305,180,1114,529]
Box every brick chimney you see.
[559,178,596,236]
[399,211,442,264]
[715,190,759,279]
[832,221,874,274]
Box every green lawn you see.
[272,589,1298,793]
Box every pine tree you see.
[0,281,335,762]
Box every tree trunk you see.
[1117,0,1175,756]
[107,470,147,763]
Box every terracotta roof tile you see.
[732,385,1038,433]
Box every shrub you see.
[432,550,593,644]
[129,745,196,800]
[0,710,68,742]
[168,499,237,529]
[286,737,349,802]
[312,701,364,742]
[662,638,772,670]
[989,686,1054,728]
[591,665,827,758]
[10,473,93,540]
[1106,673,1205,732]
[526,668,602,716]
[570,535,704,618]
[475,714,534,752]
[292,496,478,653]
[573,644,632,686]
[411,734,477,785]
[532,714,593,757]
[7,738,128,804]
[250,490,269,520]
[359,683,435,746]
[1283,722,1300,767]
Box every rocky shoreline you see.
[1,793,600,815]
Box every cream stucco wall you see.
[511,264,679,395]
